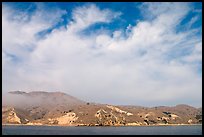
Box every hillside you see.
[2,91,202,126]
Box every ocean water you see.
[2,125,202,135]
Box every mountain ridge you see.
[2,91,202,126]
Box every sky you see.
[2,2,202,107]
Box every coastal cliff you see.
[2,91,202,126]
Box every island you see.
[2,91,202,126]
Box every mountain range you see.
[2,91,202,126]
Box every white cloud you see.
[68,4,121,32]
[2,3,202,107]
[2,3,67,63]
[181,42,202,62]
[140,2,190,20]
[125,24,132,35]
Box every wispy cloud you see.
[2,2,202,107]
[68,4,122,33]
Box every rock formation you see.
[2,91,202,126]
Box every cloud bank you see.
[2,2,202,107]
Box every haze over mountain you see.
[2,91,202,126]
[3,91,85,109]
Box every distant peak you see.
[175,104,192,107]
[29,91,67,95]
[8,91,68,96]
[9,91,27,94]
[29,91,50,94]
[50,91,66,95]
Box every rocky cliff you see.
[2,91,202,126]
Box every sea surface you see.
[2,125,202,135]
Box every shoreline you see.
[2,123,202,127]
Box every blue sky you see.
[4,2,202,38]
[2,2,202,107]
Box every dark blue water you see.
[2,125,202,135]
